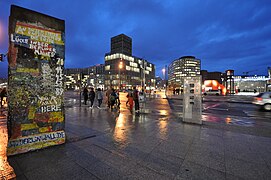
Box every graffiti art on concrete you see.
[7,5,65,155]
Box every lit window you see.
[126,66,131,71]
[105,65,110,70]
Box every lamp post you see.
[119,60,123,90]
[141,59,146,91]
[162,67,167,96]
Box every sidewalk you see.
[4,96,271,179]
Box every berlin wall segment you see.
[7,5,65,155]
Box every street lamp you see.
[162,67,167,96]
[140,59,146,91]
[119,60,123,90]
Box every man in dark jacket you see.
[89,87,95,108]
[133,87,139,113]
[82,87,88,105]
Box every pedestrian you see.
[96,88,103,109]
[109,89,118,110]
[133,87,140,113]
[106,87,113,108]
[126,91,130,106]
[89,87,95,108]
[83,87,88,105]
[116,89,120,107]
[127,92,134,112]
[0,88,7,108]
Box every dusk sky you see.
[1,0,271,78]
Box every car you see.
[252,92,271,111]
[203,90,221,96]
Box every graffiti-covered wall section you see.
[7,5,65,155]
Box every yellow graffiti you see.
[7,138,65,156]
[49,112,64,122]
[21,123,38,131]
[15,23,64,45]
[17,67,39,73]
[39,126,52,133]
[7,131,66,156]
[28,106,36,120]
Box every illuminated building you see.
[168,56,201,88]
[64,64,105,90]
[234,75,271,93]
[201,70,222,84]
[104,34,155,90]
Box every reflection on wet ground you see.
[0,111,16,179]
[168,97,271,128]
[201,114,255,127]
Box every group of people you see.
[82,86,141,113]
[126,87,140,113]
[82,87,104,108]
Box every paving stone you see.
[225,156,271,180]
[126,163,169,180]
[142,151,184,178]
[176,160,226,180]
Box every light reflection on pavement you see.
[202,114,255,127]
[0,110,16,179]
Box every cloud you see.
[1,0,271,78]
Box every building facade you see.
[104,34,155,90]
[201,70,222,84]
[64,64,105,90]
[111,34,132,56]
[234,75,271,93]
[168,56,201,88]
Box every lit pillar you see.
[119,60,123,90]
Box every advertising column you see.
[7,5,65,155]
[183,76,202,124]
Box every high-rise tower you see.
[110,34,132,56]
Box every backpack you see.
[110,94,116,101]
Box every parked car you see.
[252,92,271,111]
[203,90,221,96]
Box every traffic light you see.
[0,54,3,62]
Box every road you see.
[167,94,271,126]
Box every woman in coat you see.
[96,88,103,109]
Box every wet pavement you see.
[0,108,16,179]
[2,92,271,179]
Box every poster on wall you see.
[7,5,65,155]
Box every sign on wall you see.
[7,5,65,155]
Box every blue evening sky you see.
[1,0,271,78]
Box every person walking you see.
[89,87,95,108]
[82,87,88,105]
[106,87,113,108]
[127,92,134,112]
[126,92,129,106]
[109,89,118,110]
[133,87,140,113]
[0,88,7,108]
[96,88,103,109]
[116,89,120,108]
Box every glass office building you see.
[168,56,201,88]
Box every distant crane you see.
[242,70,258,75]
